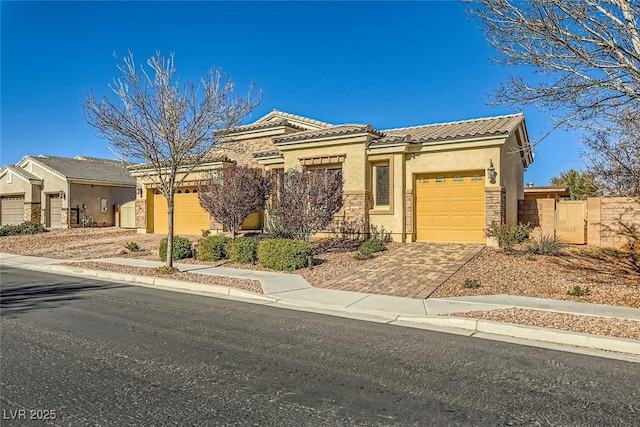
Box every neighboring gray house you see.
[0,155,135,228]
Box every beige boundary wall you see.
[587,197,639,249]
[518,197,639,248]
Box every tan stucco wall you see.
[499,133,526,224]
[0,172,38,202]
[281,142,368,191]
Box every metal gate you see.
[555,200,586,244]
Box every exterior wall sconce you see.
[136,187,143,198]
[59,190,66,200]
[487,159,498,184]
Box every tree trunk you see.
[166,197,174,268]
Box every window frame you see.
[368,154,394,215]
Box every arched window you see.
[185,189,190,194]
[177,190,182,194]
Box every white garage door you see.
[1,196,25,225]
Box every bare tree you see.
[83,52,260,267]
[582,111,640,197]
[198,166,272,239]
[270,168,343,241]
[468,0,640,129]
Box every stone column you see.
[135,199,146,230]
[404,190,413,241]
[485,187,506,228]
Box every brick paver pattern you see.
[321,243,484,299]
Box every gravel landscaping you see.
[2,228,639,341]
[448,308,640,341]
[433,246,640,308]
[62,261,263,294]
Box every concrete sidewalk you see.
[2,252,639,359]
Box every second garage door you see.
[415,171,485,243]
[1,196,25,225]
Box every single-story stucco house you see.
[131,109,532,244]
[0,155,135,228]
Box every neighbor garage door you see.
[48,194,63,228]
[1,196,24,225]
[415,171,485,243]
[153,191,210,235]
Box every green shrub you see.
[226,237,259,264]
[0,221,48,236]
[369,224,393,243]
[462,278,481,289]
[484,222,532,253]
[528,234,564,256]
[359,238,386,255]
[258,239,313,271]
[125,241,140,252]
[196,235,230,261]
[159,236,193,261]
[354,251,373,260]
[567,285,590,297]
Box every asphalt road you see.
[1,267,639,426]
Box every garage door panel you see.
[154,192,209,235]
[1,196,24,226]
[415,171,485,243]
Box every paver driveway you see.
[319,243,484,299]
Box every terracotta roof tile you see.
[273,124,379,144]
[368,113,524,146]
[256,109,332,128]
[253,150,283,159]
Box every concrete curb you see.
[9,262,275,303]
[3,259,639,358]
[397,315,640,356]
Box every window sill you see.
[369,207,393,215]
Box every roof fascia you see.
[129,160,232,177]
[19,156,68,181]
[0,166,43,185]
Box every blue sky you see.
[1,1,586,185]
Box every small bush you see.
[196,235,230,261]
[258,239,313,271]
[201,229,211,238]
[354,251,373,260]
[485,222,532,253]
[159,236,193,261]
[125,241,140,252]
[155,265,179,274]
[529,234,564,256]
[226,237,259,264]
[359,238,386,255]
[567,285,590,297]
[369,224,393,243]
[0,221,48,236]
[462,278,481,289]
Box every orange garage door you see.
[153,191,210,235]
[415,171,485,243]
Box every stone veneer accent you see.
[60,208,69,228]
[339,191,373,235]
[404,190,413,234]
[485,187,506,228]
[24,202,41,223]
[135,199,146,229]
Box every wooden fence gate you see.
[555,200,586,244]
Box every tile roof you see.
[273,124,379,144]
[226,118,308,134]
[28,155,136,186]
[255,109,333,128]
[1,165,42,182]
[253,150,283,159]
[128,155,235,172]
[368,113,524,146]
